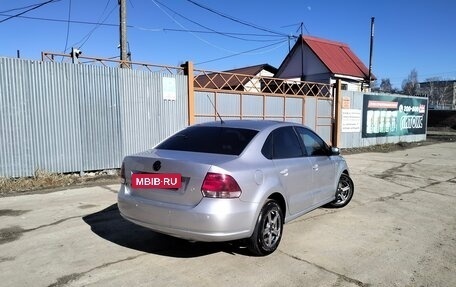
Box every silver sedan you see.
[118,120,354,256]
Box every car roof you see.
[195,120,303,131]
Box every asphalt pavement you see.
[1,142,455,287]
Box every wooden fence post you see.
[333,79,342,147]
[182,61,195,125]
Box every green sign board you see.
[362,94,427,138]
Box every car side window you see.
[261,127,304,159]
[295,127,328,157]
[261,133,273,159]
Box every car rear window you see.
[156,126,258,155]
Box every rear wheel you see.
[327,173,354,208]
[248,200,283,256]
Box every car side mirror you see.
[330,147,340,156]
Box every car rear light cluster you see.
[201,172,242,198]
[120,162,126,184]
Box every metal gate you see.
[186,63,334,144]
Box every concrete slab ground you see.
[1,142,455,287]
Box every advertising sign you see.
[163,77,177,100]
[362,94,427,138]
[342,109,362,132]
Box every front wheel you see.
[248,200,283,256]
[327,173,354,208]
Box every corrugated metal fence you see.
[0,58,188,177]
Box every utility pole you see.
[299,23,304,81]
[119,0,128,68]
[368,17,375,89]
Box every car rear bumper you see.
[117,185,259,242]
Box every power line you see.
[0,13,120,27]
[281,22,310,36]
[0,0,61,24]
[154,0,279,43]
[73,1,116,50]
[151,0,288,58]
[295,22,310,35]
[0,13,286,39]
[0,1,50,13]
[195,39,288,65]
[150,0,244,54]
[186,0,288,37]
[62,0,72,55]
[151,27,286,38]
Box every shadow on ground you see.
[82,204,251,258]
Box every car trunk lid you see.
[123,149,236,207]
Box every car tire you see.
[248,200,283,256]
[327,173,354,208]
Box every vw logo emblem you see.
[153,161,161,171]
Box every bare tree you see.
[421,77,454,109]
[379,78,392,93]
[402,68,420,95]
[370,79,380,92]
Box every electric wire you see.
[154,0,279,42]
[151,0,289,57]
[195,39,288,66]
[295,22,310,35]
[282,23,309,41]
[0,13,286,38]
[73,1,116,50]
[0,1,51,13]
[137,26,284,38]
[0,13,120,27]
[150,0,241,54]
[62,0,72,56]
[0,0,61,24]
[186,0,288,37]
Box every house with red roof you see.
[195,64,277,92]
[194,63,277,92]
[275,35,375,92]
[223,63,277,78]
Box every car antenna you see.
[206,95,225,124]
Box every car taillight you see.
[201,172,242,198]
[120,162,125,184]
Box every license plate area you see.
[131,173,182,189]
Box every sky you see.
[0,0,455,89]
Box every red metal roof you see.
[302,35,374,79]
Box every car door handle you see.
[280,169,289,176]
[312,164,319,171]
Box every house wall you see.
[276,44,367,92]
[275,44,329,80]
[259,70,275,77]
[330,78,363,92]
[244,70,275,92]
